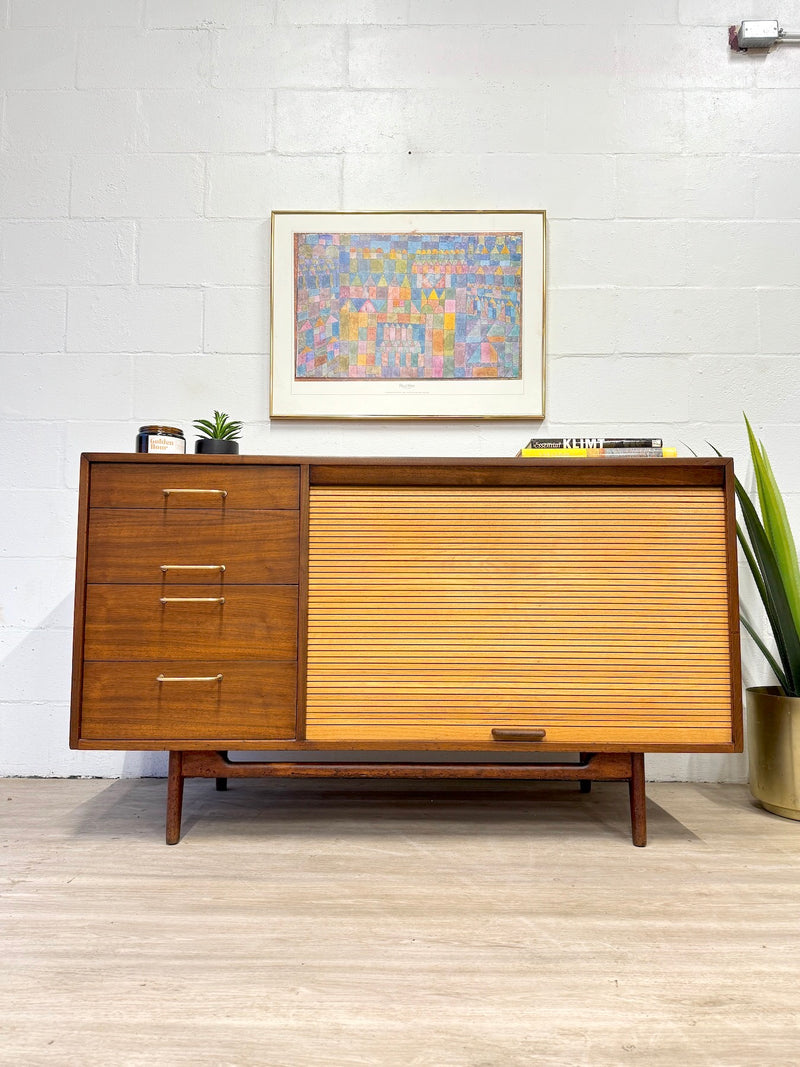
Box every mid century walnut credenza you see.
[70,455,743,845]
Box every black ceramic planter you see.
[194,439,240,455]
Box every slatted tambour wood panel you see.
[306,486,735,745]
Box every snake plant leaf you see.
[744,414,800,635]
[736,518,771,616]
[708,446,774,632]
[740,611,790,693]
[734,473,800,695]
[710,436,800,695]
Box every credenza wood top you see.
[82,454,732,489]
[83,453,731,467]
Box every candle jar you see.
[136,425,186,454]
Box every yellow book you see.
[519,447,678,458]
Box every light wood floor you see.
[1,777,799,1066]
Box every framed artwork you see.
[269,210,546,420]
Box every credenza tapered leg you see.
[629,753,647,847]
[215,778,228,791]
[166,751,184,845]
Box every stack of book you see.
[517,436,677,458]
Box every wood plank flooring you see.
[1,779,798,1066]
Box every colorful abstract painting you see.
[294,232,522,380]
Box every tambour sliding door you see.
[305,483,737,747]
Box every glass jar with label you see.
[136,425,186,454]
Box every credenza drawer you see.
[80,660,297,742]
[84,584,298,660]
[86,509,300,584]
[89,463,300,510]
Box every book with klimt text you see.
[523,437,663,449]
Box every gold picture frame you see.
[270,210,546,420]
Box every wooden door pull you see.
[492,728,547,742]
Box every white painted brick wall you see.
[66,286,204,352]
[77,29,212,89]
[0,289,66,350]
[5,0,799,785]
[549,88,686,154]
[9,1,142,28]
[0,29,77,89]
[0,153,71,217]
[213,26,347,87]
[1,354,133,419]
[145,1,278,30]
[138,219,267,285]
[1,220,136,285]
[615,155,755,218]
[4,90,139,151]
[341,154,614,216]
[206,154,340,215]
[203,287,268,353]
[755,156,800,216]
[139,89,271,152]
[131,353,266,424]
[71,154,205,218]
[274,89,406,152]
[349,26,618,88]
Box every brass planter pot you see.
[747,686,800,821]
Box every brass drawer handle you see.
[163,488,227,498]
[160,564,226,573]
[157,673,223,683]
[159,597,225,604]
[492,728,547,742]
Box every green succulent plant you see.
[733,415,800,697]
[193,411,242,441]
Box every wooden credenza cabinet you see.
[71,454,743,845]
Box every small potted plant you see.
[734,415,800,820]
[193,411,242,455]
